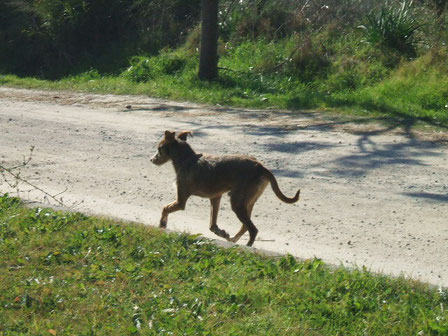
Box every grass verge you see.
[1,40,448,133]
[1,194,447,335]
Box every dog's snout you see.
[150,151,166,165]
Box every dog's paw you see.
[211,227,230,239]
[219,229,230,239]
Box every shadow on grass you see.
[284,89,447,132]
[329,95,448,132]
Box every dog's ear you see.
[164,130,176,142]
[177,131,193,141]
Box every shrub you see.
[123,53,190,82]
[0,0,201,76]
[359,0,422,57]
[287,34,331,82]
[232,7,300,40]
[157,54,188,75]
[123,57,153,82]
[219,0,382,42]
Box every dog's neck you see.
[170,141,202,175]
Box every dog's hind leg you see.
[231,203,258,246]
[227,225,247,243]
[228,180,267,245]
[230,194,259,247]
[209,196,230,239]
[227,202,251,243]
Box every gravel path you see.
[1,87,447,287]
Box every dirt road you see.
[1,87,447,287]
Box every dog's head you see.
[150,130,193,165]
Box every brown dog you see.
[150,130,300,246]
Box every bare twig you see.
[0,147,83,209]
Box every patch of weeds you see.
[123,52,192,83]
[359,0,422,57]
[286,34,332,82]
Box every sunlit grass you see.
[1,38,448,129]
[1,194,447,335]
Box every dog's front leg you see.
[160,192,189,228]
[209,196,230,239]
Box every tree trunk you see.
[199,0,219,81]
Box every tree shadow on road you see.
[323,140,441,178]
[265,141,335,154]
[403,192,448,203]
[153,105,447,199]
[242,114,445,188]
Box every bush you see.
[230,7,301,41]
[0,0,201,77]
[287,34,331,82]
[219,0,383,42]
[359,0,422,57]
[123,53,190,83]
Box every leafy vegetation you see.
[358,0,422,57]
[1,0,448,128]
[1,194,448,335]
[2,38,448,128]
[0,0,201,76]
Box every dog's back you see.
[182,154,266,198]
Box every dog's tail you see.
[262,167,300,204]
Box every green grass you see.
[1,0,448,133]
[2,37,448,132]
[1,193,447,335]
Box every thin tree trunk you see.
[199,0,219,81]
